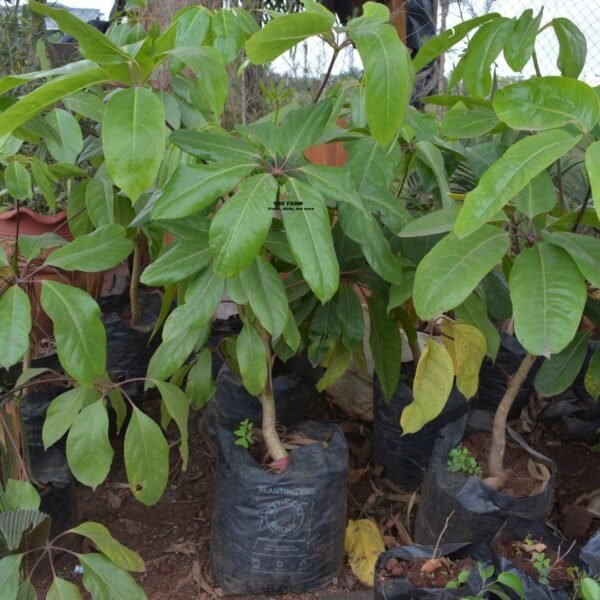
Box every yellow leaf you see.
[345,519,385,587]
[317,342,352,392]
[453,324,486,400]
[401,339,454,434]
[438,321,458,372]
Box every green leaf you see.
[510,243,587,356]
[103,88,165,203]
[542,231,600,288]
[169,129,259,162]
[170,6,211,62]
[79,554,147,600]
[462,18,514,97]
[140,235,210,286]
[454,130,580,238]
[398,206,461,238]
[503,8,543,72]
[551,18,586,78]
[497,571,524,599]
[401,339,454,434]
[66,400,113,488]
[514,172,556,219]
[0,287,31,370]
[585,141,600,223]
[441,102,501,139]
[239,256,288,338]
[534,331,589,396]
[4,480,40,511]
[0,554,23,599]
[41,282,106,385]
[585,349,600,400]
[63,91,106,122]
[47,577,83,600]
[413,226,508,320]
[336,283,364,350]
[85,178,114,228]
[0,68,107,137]
[210,174,277,277]
[45,225,133,272]
[388,272,415,312]
[282,178,339,302]
[31,158,56,210]
[493,77,600,132]
[212,9,247,63]
[346,137,402,193]
[415,141,451,208]
[18,233,66,262]
[70,522,144,572]
[236,321,268,396]
[245,11,334,64]
[316,342,352,392]
[5,162,31,200]
[455,293,501,359]
[278,100,333,157]
[43,387,96,449]
[124,407,169,506]
[0,246,8,267]
[151,161,257,220]
[155,381,189,469]
[44,109,83,163]
[367,294,401,401]
[29,2,129,64]
[347,4,414,145]
[359,221,405,284]
[185,350,215,409]
[413,13,500,71]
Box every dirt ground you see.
[34,392,600,599]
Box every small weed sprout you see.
[532,551,552,585]
[445,568,471,589]
[234,419,254,448]
[447,446,483,478]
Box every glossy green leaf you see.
[552,18,586,78]
[47,577,83,600]
[212,9,247,63]
[346,137,401,193]
[413,13,500,71]
[585,141,600,223]
[441,102,500,138]
[534,331,589,396]
[169,129,259,162]
[493,77,600,132]
[415,141,451,207]
[279,99,333,157]
[336,283,364,350]
[245,11,334,64]
[236,321,268,396]
[398,206,461,238]
[63,91,106,122]
[316,342,352,392]
[413,226,508,320]
[103,88,165,203]
[80,554,147,600]
[29,2,129,64]
[367,293,401,401]
[0,287,31,370]
[455,130,580,238]
[170,6,211,65]
[41,282,106,385]
[70,522,145,572]
[388,272,415,312]
[151,161,257,220]
[4,480,40,511]
[43,387,95,450]
[542,231,600,288]
[66,400,113,488]
[44,109,83,163]
[185,349,215,409]
[0,68,106,137]
[281,309,301,353]
[504,8,543,72]
[18,233,66,262]
[210,174,277,277]
[0,554,23,599]
[155,381,189,469]
[347,3,414,145]
[359,221,404,284]
[514,172,556,219]
[585,348,600,400]
[124,407,169,506]
[5,162,31,200]
[401,339,454,434]
[282,178,338,302]
[510,243,587,356]
[45,225,133,272]
[239,256,288,338]
[497,572,524,599]
[455,293,501,359]
[362,188,412,234]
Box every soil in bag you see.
[210,421,348,595]
[415,411,555,546]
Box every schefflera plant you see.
[402,10,600,489]
[138,0,424,467]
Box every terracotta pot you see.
[304,141,348,167]
[0,207,73,241]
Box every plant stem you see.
[572,186,592,233]
[487,352,537,485]
[130,230,143,327]
[259,391,288,462]
[313,47,339,103]
[556,159,566,214]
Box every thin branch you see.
[571,186,592,233]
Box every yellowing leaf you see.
[439,321,458,371]
[401,339,454,434]
[345,519,385,587]
[453,324,486,400]
[317,342,352,392]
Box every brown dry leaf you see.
[348,468,367,484]
[165,541,197,556]
[420,558,443,573]
[106,492,122,509]
[527,459,551,483]
[192,560,223,598]
[345,519,386,587]
[520,541,547,553]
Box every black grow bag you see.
[210,420,348,594]
[374,543,489,599]
[374,370,468,489]
[415,411,555,546]
[582,529,600,577]
[491,517,581,600]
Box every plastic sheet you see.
[582,529,600,577]
[415,411,555,546]
[374,370,468,489]
[210,421,348,594]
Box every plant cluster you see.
[447,445,482,478]
[234,418,254,448]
